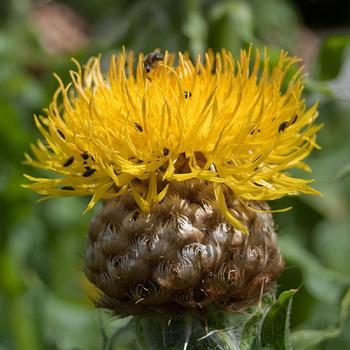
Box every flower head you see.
[24,47,321,232]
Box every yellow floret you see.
[23,47,322,231]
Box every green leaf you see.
[101,317,134,350]
[135,312,196,350]
[240,310,264,350]
[134,314,162,349]
[314,219,350,275]
[259,289,297,350]
[210,1,254,42]
[306,80,334,97]
[208,1,254,54]
[183,0,207,56]
[318,35,350,80]
[249,0,298,49]
[197,329,241,350]
[291,328,339,350]
[340,288,350,324]
[291,289,350,349]
[333,162,350,181]
[279,236,350,304]
[9,295,41,350]
[134,311,244,350]
[43,293,102,350]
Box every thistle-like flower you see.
[24,47,321,315]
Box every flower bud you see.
[84,180,284,315]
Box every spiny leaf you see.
[240,310,264,350]
[259,289,297,350]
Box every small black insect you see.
[135,122,143,132]
[61,186,74,191]
[63,156,74,167]
[278,121,289,133]
[163,147,169,156]
[250,128,261,135]
[278,115,298,133]
[254,154,262,162]
[184,91,192,99]
[81,152,89,160]
[57,129,65,139]
[132,210,140,221]
[290,115,298,124]
[83,167,96,177]
[143,51,164,73]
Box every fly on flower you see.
[143,50,164,73]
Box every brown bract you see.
[85,179,284,316]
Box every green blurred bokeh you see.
[0,0,349,349]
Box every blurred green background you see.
[0,0,350,349]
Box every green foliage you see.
[239,290,296,350]
[318,35,350,80]
[258,290,296,350]
[240,309,264,350]
[102,290,296,350]
[290,289,350,350]
[0,0,350,349]
[279,236,350,305]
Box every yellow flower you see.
[23,47,321,232]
